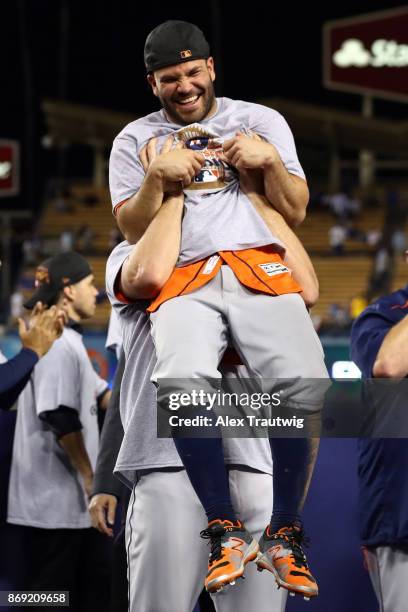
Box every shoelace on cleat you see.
[271,528,311,570]
[200,525,226,563]
[287,528,310,569]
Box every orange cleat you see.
[256,525,318,600]
[201,519,259,593]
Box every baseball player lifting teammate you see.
[106,162,320,612]
[110,20,328,600]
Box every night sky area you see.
[1,0,407,210]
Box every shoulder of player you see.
[225,97,284,121]
[31,329,78,375]
[112,109,171,144]
[374,286,408,312]
[354,286,408,327]
[50,327,84,356]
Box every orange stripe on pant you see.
[147,245,302,313]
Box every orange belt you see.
[147,245,302,313]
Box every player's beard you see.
[160,81,216,125]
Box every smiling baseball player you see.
[109,20,329,600]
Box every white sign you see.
[333,38,408,68]
[331,361,362,380]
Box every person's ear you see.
[207,57,216,82]
[147,73,159,97]
[62,285,74,302]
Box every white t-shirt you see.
[109,97,305,265]
[7,327,108,529]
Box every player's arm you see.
[115,137,204,244]
[115,171,166,244]
[89,352,125,537]
[59,430,94,498]
[350,306,408,378]
[239,161,318,306]
[116,139,188,300]
[263,159,308,227]
[372,316,408,378]
[248,191,318,306]
[223,133,308,226]
[34,339,94,497]
[118,194,184,300]
[39,405,94,497]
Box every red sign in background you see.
[323,7,408,102]
[0,140,20,197]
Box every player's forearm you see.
[98,389,111,411]
[372,315,408,378]
[263,162,309,227]
[116,169,166,244]
[120,195,184,300]
[246,192,319,306]
[59,431,93,480]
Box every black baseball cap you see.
[144,20,210,74]
[24,252,92,309]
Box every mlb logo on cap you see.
[180,49,192,59]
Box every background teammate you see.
[351,253,408,612]
[7,252,112,612]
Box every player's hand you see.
[19,303,66,358]
[142,136,205,191]
[139,135,177,172]
[88,493,117,537]
[140,135,183,194]
[237,132,266,195]
[222,132,280,171]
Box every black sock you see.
[173,436,237,523]
[269,437,315,532]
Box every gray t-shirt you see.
[106,241,272,487]
[106,308,123,359]
[109,97,305,265]
[7,327,108,529]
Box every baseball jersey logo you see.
[175,124,238,193]
[258,262,289,277]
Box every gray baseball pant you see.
[365,546,408,612]
[126,468,287,612]
[150,266,329,405]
